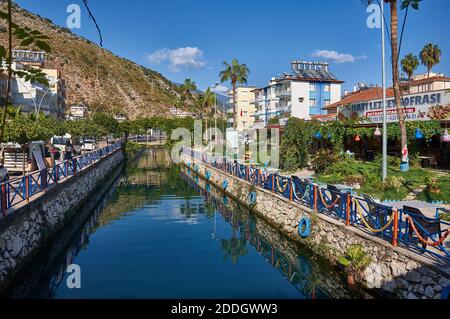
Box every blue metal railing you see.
[182,147,450,262]
[0,142,121,217]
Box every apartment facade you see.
[252,61,343,128]
[6,51,65,117]
[400,73,450,94]
[227,87,256,131]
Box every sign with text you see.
[341,90,450,124]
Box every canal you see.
[2,148,359,299]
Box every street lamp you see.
[381,2,388,181]
[37,79,61,115]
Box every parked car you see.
[51,134,72,152]
[82,139,97,152]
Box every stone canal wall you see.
[0,148,124,291]
[182,154,450,299]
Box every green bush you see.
[310,149,340,174]
[383,176,405,192]
[374,154,401,168]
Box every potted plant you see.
[338,244,371,286]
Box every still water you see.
[3,148,356,299]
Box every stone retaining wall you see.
[0,148,124,291]
[183,154,450,299]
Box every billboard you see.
[340,90,450,124]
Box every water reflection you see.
[2,148,356,299]
[181,172,350,299]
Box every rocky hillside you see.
[0,3,193,119]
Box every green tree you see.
[182,78,197,95]
[4,114,55,174]
[362,0,422,168]
[219,59,249,130]
[401,53,419,93]
[419,43,441,91]
[0,0,51,142]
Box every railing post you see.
[313,185,317,211]
[55,166,59,184]
[25,175,30,202]
[73,159,77,174]
[41,169,47,191]
[289,178,293,201]
[392,209,399,247]
[257,169,261,187]
[1,183,7,215]
[271,174,275,193]
[346,194,351,226]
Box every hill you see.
[0,3,195,119]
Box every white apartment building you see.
[252,61,343,128]
[4,51,65,117]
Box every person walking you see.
[64,140,74,161]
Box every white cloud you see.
[145,47,207,72]
[312,49,363,64]
[212,85,229,95]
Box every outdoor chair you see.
[429,155,439,170]
[403,206,442,250]
[326,184,342,208]
[363,194,393,227]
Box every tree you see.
[419,43,441,91]
[182,78,197,95]
[401,53,419,93]
[219,59,249,130]
[4,114,55,174]
[0,1,51,142]
[362,0,421,169]
[198,88,215,141]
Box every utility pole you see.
[381,2,388,181]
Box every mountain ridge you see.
[0,3,194,119]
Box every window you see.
[309,107,317,115]
[309,83,316,91]
[324,99,331,106]
[324,84,331,92]
[309,98,316,107]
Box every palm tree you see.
[419,43,441,91]
[362,0,421,168]
[182,78,197,95]
[401,53,419,93]
[219,59,249,130]
[198,88,215,140]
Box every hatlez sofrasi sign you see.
[341,90,450,124]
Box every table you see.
[387,200,442,219]
[419,156,432,168]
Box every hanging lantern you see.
[314,131,322,139]
[414,128,424,140]
[355,135,361,142]
[374,127,381,137]
[442,130,450,143]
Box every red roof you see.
[324,87,395,110]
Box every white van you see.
[51,134,72,152]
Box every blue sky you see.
[16,0,450,94]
